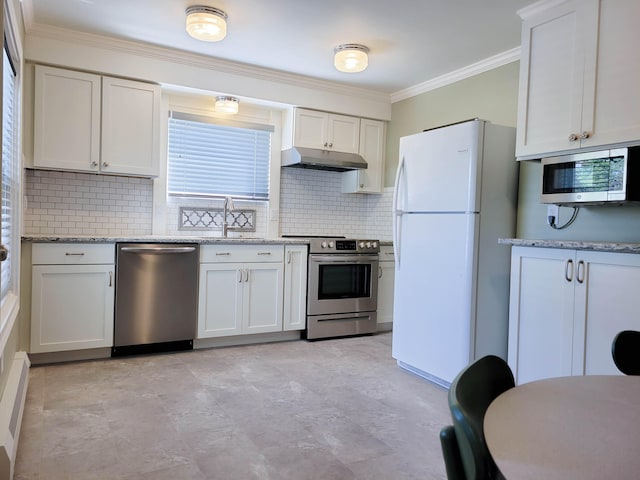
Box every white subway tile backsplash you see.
[24,167,393,240]
[24,169,153,236]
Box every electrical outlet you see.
[547,204,559,226]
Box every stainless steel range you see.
[299,237,380,340]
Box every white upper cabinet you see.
[516,0,640,159]
[293,108,360,154]
[101,76,161,176]
[34,66,102,172]
[33,65,160,177]
[342,118,386,193]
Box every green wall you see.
[386,62,520,187]
[387,61,640,242]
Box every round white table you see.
[484,375,640,480]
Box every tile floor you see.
[15,332,450,479]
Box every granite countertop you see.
[499,238,640,254]
[22,235,309,245]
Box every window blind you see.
[167,112,273,200]
[1,45,16,301]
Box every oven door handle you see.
[309,255,379,263]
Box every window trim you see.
[0,0,23,355]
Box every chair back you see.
[612,330,640,375]
[448,355,514,480]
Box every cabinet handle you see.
[565,259,574,282]
[576,260,585,284]
[216,252,231,256]
[65,252,85,256]
[287,251,292,264]
[237,270,242,283]
[568,133,579,142]
[580,131,592,140]
[108,271,113,287]
[244,269,250,283]
[378,266,383,279]
[257,252,271,256]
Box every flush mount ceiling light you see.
[215,95,239,114]
[185,5,228,42]
[334,44,370,73]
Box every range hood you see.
[281,147,368,172]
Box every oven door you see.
[307,254,379,316]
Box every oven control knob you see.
[366,242,372,248]
[359,241,366,249]
[321,241,328,248]
[329,241,335,248]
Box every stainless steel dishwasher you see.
[113,243,199,356]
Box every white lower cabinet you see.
[508,246,640,384]
[283,245,308,331]
[31,243,115,353]
[198,245,285,338]
[376,245,395,328]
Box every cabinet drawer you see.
[200,244,284,263]
[32,243,115,265]
[379,245,395,262]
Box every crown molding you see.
[24,22,392,104]
[390,47,521,104]
[517,0,569,20]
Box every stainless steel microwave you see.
[541,147,640,205]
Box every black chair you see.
[440,355,515,480]
[612,330,640,375]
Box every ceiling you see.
[22,0,532,95]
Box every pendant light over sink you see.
[334,44,370,73]
[185,5,228,42]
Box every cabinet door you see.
[327,114,360,154]
[342,118,385,193]
[244,263,284,334]
[197,263,243,338]
[31,264,114,353]
[33,65,101,172]
[377,258,395,326]
[515,1,596,158]
[101,77,161,177]
[283,246,308,331]
[582,0,640,149]
[573,251,640,375]
[293,109,328,150]
[508,247,576,384]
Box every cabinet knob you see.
[568,133,579,142]
[328,143,333,148]
[102,162,109,168]
[359,183,364,188]
[323,142,328,147]
[91,161,98,167]
[580,131,592,140]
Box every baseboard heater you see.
[0,352,30,480]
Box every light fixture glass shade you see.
[334,44,369,73]
[215,96,239,114]
[186,6,228,42]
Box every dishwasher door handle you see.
[120,246,197,254]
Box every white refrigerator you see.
[391,119,518,387]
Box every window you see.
[1,43,17,304]
[167,112,273,200]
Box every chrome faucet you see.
[222,196,235,238]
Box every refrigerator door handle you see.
[393,156,406,268]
